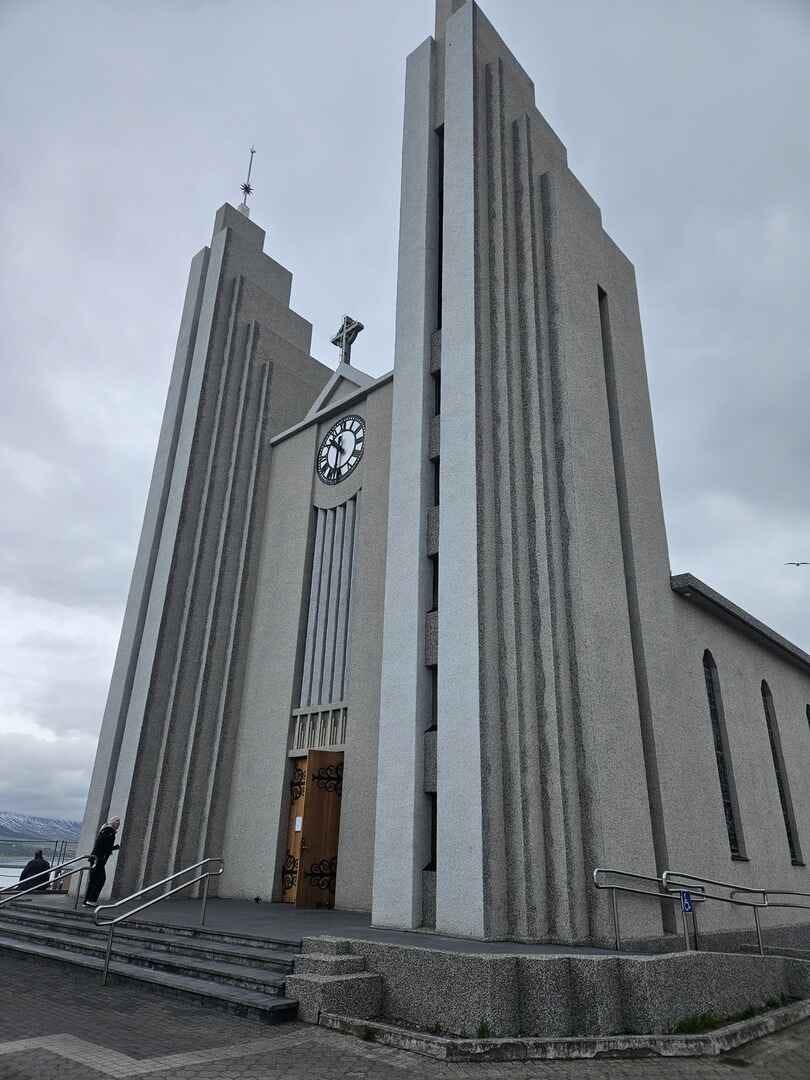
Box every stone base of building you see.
[318,1000,810,1061]
[285,935,810,1046]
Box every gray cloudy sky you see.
[1,0,808,822]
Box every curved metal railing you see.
[93,857,224,985]
[594,865,810,955]
[0,854,92,911]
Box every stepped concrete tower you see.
[80,0,810,946]
[78,205,332,896]
[373,0,665,943]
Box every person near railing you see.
[19,850,50,892]
[83,818,121,907]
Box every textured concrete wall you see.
[432,1,660,943]
[82,204,331,899]
[435,0,487,939]
[334,936,804,1038]
[337,382,392,911]
[630,588,810,937]
[222,379,391,905]
[77,243,210,873]
[219,427,317,899]
[374,34,439,929]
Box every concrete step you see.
[0,909,296,972]
[0,935,298,1023]
[0,902,298,963]
[0,918,290,994]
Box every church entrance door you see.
[280,750,343,908]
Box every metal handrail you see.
[595,864,810,957]
[593,867,699,951]
[93,857,223,985]
[663,870,766,904]
[758,887,810,907]
[0,854,91,911]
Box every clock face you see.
[316,414,366,485]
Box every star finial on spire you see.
[238,146,256,215]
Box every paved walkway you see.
[25,896,620,956]
[3,951,810,1079]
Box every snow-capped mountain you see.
[0,812,81,841]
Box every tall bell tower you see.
[78,203,332,898]
[374,0,672,942]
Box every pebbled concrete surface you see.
[25,897,620,955]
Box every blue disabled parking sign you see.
[680,890,693,913]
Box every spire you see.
[435,0,466,39]
[238,146,256,217]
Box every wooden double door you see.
[280,751,343,908]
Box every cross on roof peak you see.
[330,315,364,367]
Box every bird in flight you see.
[785,561,810,567]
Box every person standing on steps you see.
[18,849,50,892]
[83,817,121,907]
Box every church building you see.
[79,0,810,946]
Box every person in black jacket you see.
[83,817,121,906]
[19,850,50,892]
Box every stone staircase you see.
[0,901,300,1022]
[287,937,382,1022]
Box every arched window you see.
[702,651,745,857]
[762,680,803,865]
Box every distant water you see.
[0,864,22,888]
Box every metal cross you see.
[240,146,256,205]
[330,316,364,366]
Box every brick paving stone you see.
[0,951,275,1056]
[5,950,810,1078]
[0,1049,109,1080]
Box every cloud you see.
[0,732,93,821]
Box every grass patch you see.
[672,994,794,1035]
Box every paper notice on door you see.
[295,816,303,832]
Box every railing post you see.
[102,927,114,987]
[754,907,764,956]
[611,888,621,951]
[200,874,210,928]
[680,906,690,951]
[73,868,83,910]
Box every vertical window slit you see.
[762,680,803,865]
[434,126,445,331]
[702,651,745,858]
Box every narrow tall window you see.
[434,126,445,331]
[702,651,745,857]
[425,792,437,871]
[762,680,803,864]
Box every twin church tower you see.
[80,0,810,946]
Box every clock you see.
[316,414,366,485]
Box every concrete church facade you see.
[80,0,810,946]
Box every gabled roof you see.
[671,573,810,676]
[304,362,375,420]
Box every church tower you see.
[76,0,810,949]
[78,204,332,897]
[373,0,670,942]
